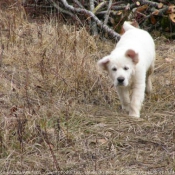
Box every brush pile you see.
[22,0,175,39]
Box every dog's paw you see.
[129,112,140,118]
[146,77,152,94]
[145,88,152,94]
[122,105,130,112]
[145,83,152,94]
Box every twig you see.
[104,0,112,25]
[59,6,82,25]
[36,125,62,172]
[151,6,169,16]
[49,1,82,25]
[44,129,61,171]
[55,0,121,41]
[0,44,4,67]
[89,0,95,13]
[139,0,165,8]
[93,1,107,14]
[72,0,84,8]
[23,4,53,8]
[112,3,137,11]
[90,0,98,36]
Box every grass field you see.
[0,5,175,175]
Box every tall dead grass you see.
[0,7,118,172]
[0,5,175,173]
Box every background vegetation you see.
[0,1,175,174]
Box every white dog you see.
[97,21,155,118]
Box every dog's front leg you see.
[129,83,145,118]
[116,86,130,112]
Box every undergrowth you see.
[0,5,175,174]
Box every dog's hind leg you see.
[116,86,130,112]
[146,63,154,94]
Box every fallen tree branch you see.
[93,1,107,14]
[23,0,175,40]
[90,0,98,36]
[59,6,82,25]
[139,0,165,9]
[104,0,112,25]
[48,1,83,25]
[112,3,137,11]
[54,0,121,41]
[152,6,169,16]
[72,0,84,8]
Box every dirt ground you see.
[0,6,175,175]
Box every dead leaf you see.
[98,138,108,145]
[165,58,173,63]
[158,3,163,9]
[105,131,112,137]
[150,15,157,24]
[169,13,175,23]
[136,4,148,13]
[117,11,122,16]
[152,10,159,15]
[136,1,140,6]
[110,143,116,154]
[93,123,107,128]
[165,80,171,85]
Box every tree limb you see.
[56,0,121,41]
[139,0,165,9]
[72,0,84,8]
[104,0,112,25]
[59,6,82,25]
[93,1,107,14]
[112,3,137,11]
[49,0,83,25]
[90,0,98,36]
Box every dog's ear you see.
[97,56,110,71]
[125,49,139,64]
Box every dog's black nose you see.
[117,77,125,83]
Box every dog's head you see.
[98,49,138,87]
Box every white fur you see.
[97,21,155,118]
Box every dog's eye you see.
[112,67,117,71]
[124,66,129,70]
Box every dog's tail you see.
[121,20,140,35]
[123,21,136,31]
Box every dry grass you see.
[0,6,175,175]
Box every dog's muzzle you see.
[117,77,125,86]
